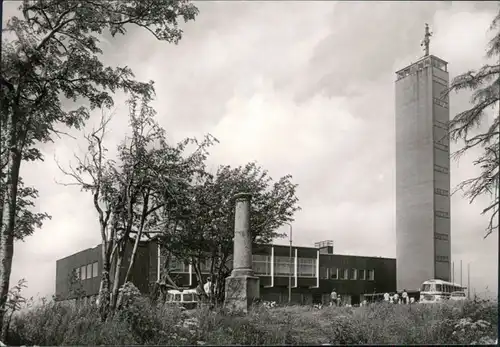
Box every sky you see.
[2,1,499,300]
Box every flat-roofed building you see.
[55,239,396,306]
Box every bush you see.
[6,296,498,345]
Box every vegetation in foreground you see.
[5,293,497,346]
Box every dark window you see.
[436,255,449,262]
[434,164,449,174]
[359,269,366,280]
[433,97,448,109]
[330,268,338,279]
[298,258,316,277]
[274,256,293,276]
[435,210,450,219]
[435,188,449,196]
[368,269,375,281]
[319,267,328,279]
[434,233,449,241]
[252,255,271,275]
[92,262,99,278]
[340,269,348,280]
[86,264,92,279]
[434,143,449,152]
[350,269,357,280]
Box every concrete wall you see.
[396,59,436,291]
[431,64,451,281]
[395,56,451,291]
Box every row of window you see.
[396,58,448,80]
[169,255,375,281]
[422,283,461,293]
[320,268,375,281]
[434,164,449,174]
[74,262,99,281]
[169,255,318,278]
[253,256,316,277]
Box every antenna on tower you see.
[420,23,433,56]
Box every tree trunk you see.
[0,147,21,332]
[98,242,112,322]
[109,242,125,313]
[122,191,149,286]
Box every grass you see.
[5,296,498,345]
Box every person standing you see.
[393,292,400,304]
[402,289,409,304]
[383,292,390,303]
[330,289,338,307]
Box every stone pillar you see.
[224,193,260,312]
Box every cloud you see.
[2,1,498,299]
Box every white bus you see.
[420,279,466,304]
[166,289,198,309]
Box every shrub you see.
[6,296,498,345]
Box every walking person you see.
[330,289,338,307]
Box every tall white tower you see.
[395,25,451,291]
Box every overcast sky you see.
[3,1,499,300]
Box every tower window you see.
[435,233,449,241]
[435,210,450,219]
[435,188,449,196]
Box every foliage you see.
[446,7,500,238]
[1,278,32,342]
[158,162,300,304]
[5,296,498,345]
[0,0,199,329]
[57,96,216,317]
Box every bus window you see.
[421,284,431,292]
[174,294,181,301]
[436,284,442,292]
[183,294,194,302]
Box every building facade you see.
[55,240,396,306]
[395,54,451,291]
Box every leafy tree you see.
[447,8,499,238]
[58,96,215,319]
[0,0,198,326]
[158,162,301,306]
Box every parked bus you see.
[420,279,466,304]
[166,289,198,309]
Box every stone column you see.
[224,193,260,312]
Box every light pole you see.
[285,222,292,304]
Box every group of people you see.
[329,289,415,307]
[383,289,414,304]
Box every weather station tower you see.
[395,24,451,292]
